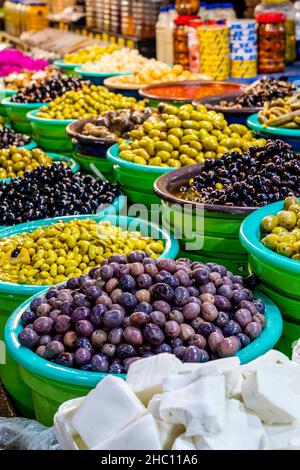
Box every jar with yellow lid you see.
[255,0,296,63]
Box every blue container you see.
[4,288,282,425]
[75,67,132,86]
[247,113,300,150]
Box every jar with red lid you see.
[188,18,203,72]
[174,15,199,68]
[175,0,199,15]
[257,12,286,73]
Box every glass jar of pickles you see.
[255,0,296,64]
[174,15,199,68]
[257,12,286,73]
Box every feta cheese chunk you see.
[72,375,145,448]
[147,394,162,420]
[265,422,300,450]
[242,350,290,376]
[172,434,196,451]
[156,420,185,450]
[126,353,182,404]
[91,414,162,450]
[160,374,226,436]
[242,369,300,425]
[194,399,268,450]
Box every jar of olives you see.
[174,15,199,68]
[257,12,286,73]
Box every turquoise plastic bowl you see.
[75,67,132,86]
[0,89,17,116]
[22,140,37,150]
[247,113,300,150]
[2,152,79,184]
[240,198,300,354]
[4,289,282,425]
[1,97,44,134]
[54,60,79,76]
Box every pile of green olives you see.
[37,85,144,120]
[118,103,266,168]
[261,196,300,261]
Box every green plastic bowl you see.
[54,60,80,76]
[247,113,300,151]
[4,289,282,426]
[0,213,178,417]
[0,90,17,116]
[75,67,132,86]
[240,198,300,351]
[27,109,75,153]
[107,143,173,208]
[73,152,115,182]
[154,164,257,275]
[2,98,43,134]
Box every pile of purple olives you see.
[18,253,267,373]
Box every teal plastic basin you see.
[0,213,178,417]
[27,109,75,153]
[75,67,132,86]
[247,113,300,151]
[53,60,79,76]
[2,98,43,134]
[73,152,115,182]
[107,143,173,208]
[5,289,281,426]
[240,198,300,352]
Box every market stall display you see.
[0,164,121,226]
[240,198,300,355]
[258,94,300,128]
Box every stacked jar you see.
[174,0,199,69]
[255,0,296,64]
[257,12,286,73]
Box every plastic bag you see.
[0,417,62,450]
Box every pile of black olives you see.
[18,254,266,373]
[0,164,120,226]
[0,126,30,149]
[11,75,88,104]
[179,140,300,207]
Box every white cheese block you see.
[164,357,242,398]
[159,374,226,436]
[147,394,162,420]
[265,422,300,450]
[292,339,300,365]
[72,375,146,448]
[242,369,300,425]
[172,434,196,451]
[194,399,268,450]
[91,414,162,450]
[156,420,185,450]
[241,350,290,377]
[126,353,182,404]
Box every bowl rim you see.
[4,288,283,385]
[154,163,259,215]
[27,108,76,125]
[193,93,262,114]
[66,117,117,146]
[240,197,300,275]
[107,143,174,174]
[54,59,79,70]
[0,214,179,295]
[247,113,300,137]
[1,97,45,109]
[103,76,142,91]
[74,67,132,78]
[139,80,247,102]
